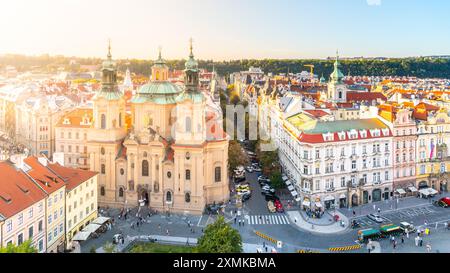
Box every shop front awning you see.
[396,189,406,195]
[82,223,102,234]
[72,231,91,241]
[408,186,418,192]
[290,190,298,197]
[324,195,335,201]
[92,216,110,226]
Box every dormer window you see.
[338,131,346,141]
[347,129,358,140]
[360,130,367,138]
[382,128,390,136]
[63,118,70,125]
[323,132,334,142]
[371,129,381,137]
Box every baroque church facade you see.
[87,43,229,214]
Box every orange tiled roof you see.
[0,162,47,218]
[47,163,97,191]
[24,157,66,194]
[56,108,93,128]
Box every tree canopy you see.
[0,240,37,253]
[196,216,242,253]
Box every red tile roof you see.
[0,162,46,218]
[46,163,97,191]
[303,110,330,118]
[24,157,66,194]
[347,91,386,102]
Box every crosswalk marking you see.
[246,215,290,225]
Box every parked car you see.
[274,200,284,213]
[265,194,280,202]
[253,167,262,172]
[234,176,246,183]
[267,201,276,213]
[367,213,384,223]
[399,222,416,233]
[262,185,275,192]
[434,197,450,208]
[242,193,251,202]
[258,175,269,181]
[236,184,250,191]
[237,190,251,196]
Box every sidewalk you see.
[339,193,450,219]
[286,210,349,234]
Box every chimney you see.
[38,156,48,167]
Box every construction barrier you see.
[254,231,278,244]
[328,244,362,252]
[297,249,320,253]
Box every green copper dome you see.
[137,81,182,95]
[330,55,344,83]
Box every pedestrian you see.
[234,217,237,224]
[426,242,431,253]
[263,241,266,249]
[377,208,381,214]
[414,236,419,247]
[373,204,376,211]
[131,222,134,229]
[166,229,169,236]
[406,230,409,239]
[401,235,404,244]
[419,237,423,247]
[352,210,356,217]
[158,224,161,230]
[393,240,397,249]
[121,237,124,245]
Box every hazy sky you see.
[0,0,449,60]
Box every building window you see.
[185,169,191,180]
[185,192,191,203]
[142,160,149,176]
[185,117,192,133]
[100,186,105,196]
[166,191,172,203]
[18,233,23,245]
[38,239,43,252]
[120,168,124,175]
[101,164,106,174]
[167,171,172,178]
[215,167,221,182]
[101,114,106,129]
[38,220,43,232]
[6,220,12,232]
[28,226,34,238]
[119,187,124,197]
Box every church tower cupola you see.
[184,38,199,91]
[151,47,169,81]
[96,40,122,100]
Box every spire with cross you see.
[158,45,162,60]
[107,39,112,59]
[189,37,194,58]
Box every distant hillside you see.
[1,54,449,79]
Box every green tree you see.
[102,242,116,253]
[0,240,37,253]
[228,141,249,172]
[196,216,242,253]
[270,171,284,190]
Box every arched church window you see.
[101,114,106,129]
[185,192,191,203]
[101,164,106,174]
[119,187,124,198]
[153,182,159,193]
[166,191,172,203]
[186,117,192,133]
[142,160,149,177]
[215,167,221,182]
[100,186,105,196]
[185,169,191,180]
[101,147,105,155]
[338,91,343,99]
[120,168,124,175]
